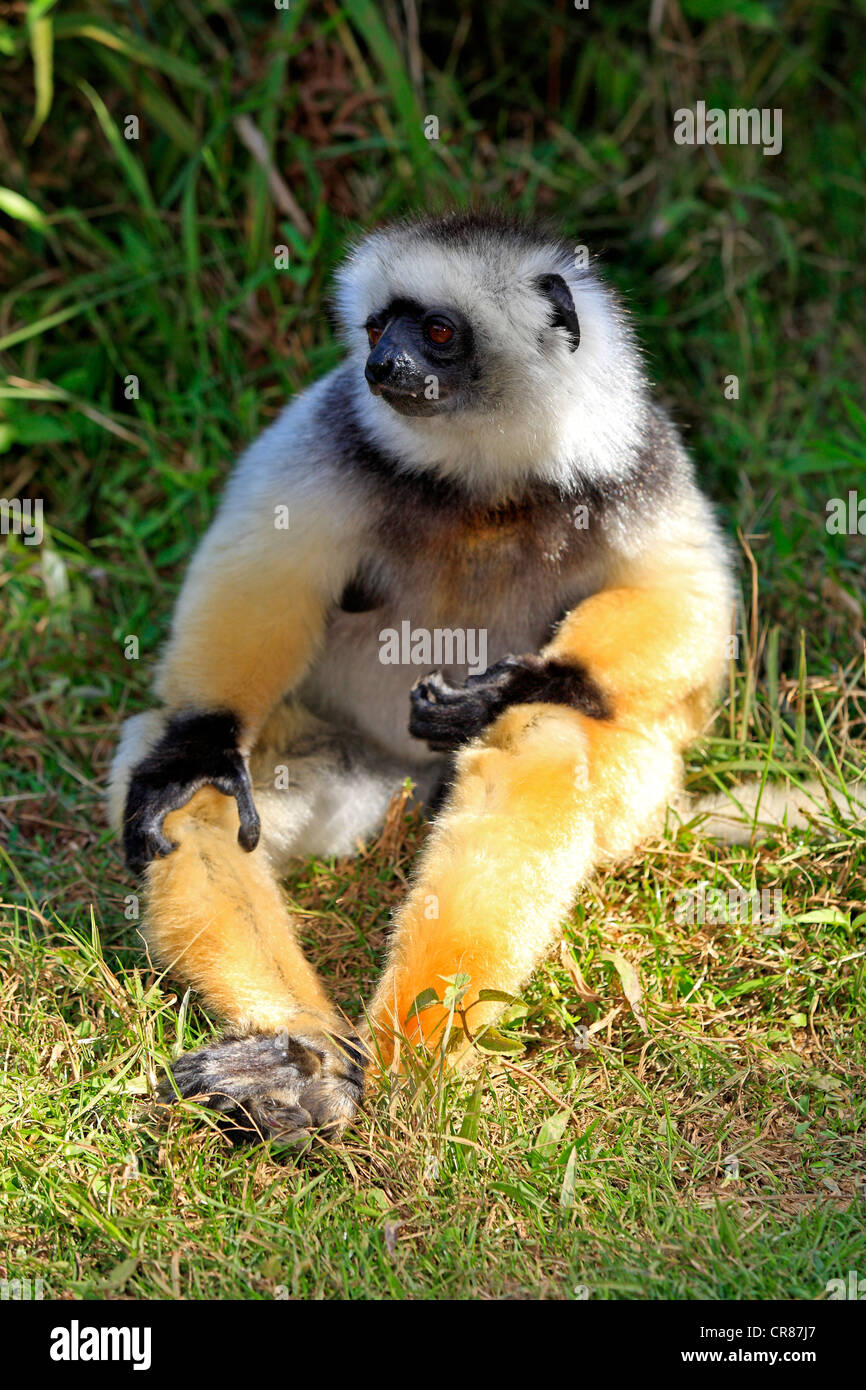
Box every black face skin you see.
[363,275,580,417]
[363,297,475,416]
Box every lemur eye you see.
[366,324,383,347]
[426,320,453,345]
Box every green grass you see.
[1,0,864,1300]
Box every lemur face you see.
[336,213,595,425]
[363,296,476,416]
[335,211,649,488]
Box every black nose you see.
[365,353,394,385]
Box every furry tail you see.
[677,778,866,846]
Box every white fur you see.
[682,780,866,845]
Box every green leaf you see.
[441,971,471,1008]
[477,988,520,1004]
[78,80,159,219]
[0,414,76,446]
[405,988,439,1023]
[601,950,649,1033]
[24,8,54,144]
[489,1179,545,1210]
[474,1027,524,1055]
[534,1109,570,1158]
[457,1078,483,1169]
[89,47,198,153]
[559,1145,579,1209]
[794,908,850,926]
[0,187,47,228]
[52,14,210,90]
[99,1256,139,1292]
[500,1002,530,1025]
[361,1187,390,1213]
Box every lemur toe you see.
[161,1030,365,1143]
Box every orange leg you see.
[143,787,363,1139]
[368,573,729,1065]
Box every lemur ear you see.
[535,273,580,351]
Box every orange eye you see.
[426,320,453,345]
[367,324,383,347]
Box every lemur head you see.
[334,210,651,493]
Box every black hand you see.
[408,656,525,751]
[123,710,260,874]
[408,653,611,752]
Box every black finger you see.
[145,823,178,861]
[234,777,261,852]
[124,816,173,874]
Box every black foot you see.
[161,1030,365,1143]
